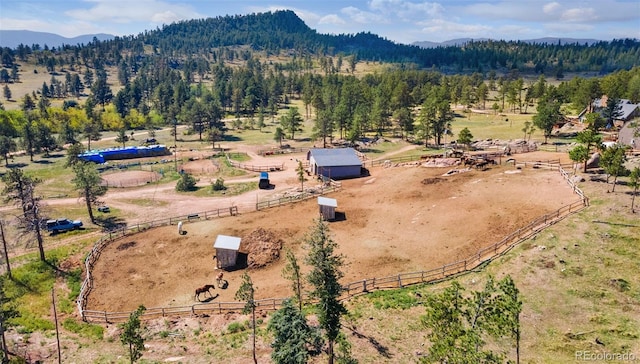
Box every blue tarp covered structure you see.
[78,145,170,163]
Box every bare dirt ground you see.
[86,151,579,312]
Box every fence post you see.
[398,275,402,288]
[363,280,367,293]
[104,311,108,323]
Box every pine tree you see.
[72,161,108,224]
[119,305,146,364]
[296,161,306,192]
[268,299,322,364]
[304,217,347,364]
[235,272,258,364]
[600,144,627,192]
[1,169,46,261]
[629,167,640,213]
[282,249,304,311]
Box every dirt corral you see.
[87,161,579,312]
[100,170,161,188]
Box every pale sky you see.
[1,0,638,44]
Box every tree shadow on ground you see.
[344,324,393,359]
[96,216,127,232]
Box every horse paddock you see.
[100,170,161,188]
[86,162,579,312]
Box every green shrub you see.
[65,268,82,300]
[62,318,104,340]
[211,178,227,191]
[369,289,418,310]
[226,322,245,334]
[176,172,197,191]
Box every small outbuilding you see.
[307,148,362,179]
[259,172,270,189]
[318,196,337,221]
[213,235,242,269]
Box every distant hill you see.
[413,37,602,48]
[0,30,114,49]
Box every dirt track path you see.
[44,147,315,224]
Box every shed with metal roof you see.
[213,235,242,269]
[306,148,362,179]
[318,196,337,221]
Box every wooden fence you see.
[76,206,239,321]
[257,147,309,156]
[226,153,285,172]
[79,163,588,323]
[256,185,340,210]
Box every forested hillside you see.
[2,10,639,73]
[0,9,639,162]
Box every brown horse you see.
[194,284,215,301]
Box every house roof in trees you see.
[593,98,640,121]
[308,148,362,167]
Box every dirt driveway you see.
[86,154,580,312]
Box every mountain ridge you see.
[412,37,603,48]
[0,30,115,49]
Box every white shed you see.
[318,196,337,221]
[213,235,242,269]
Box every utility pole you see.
[51,288,61,364]
[173,119,178,172]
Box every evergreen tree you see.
[0,276,18,363]
[0,136,16,166]
[119,305,146,364]
[457,127,473,150]
[601,97,623,128]
[175,172,197,192]
[115,129,129,148]
[569,145,590,174]
[274,127,284,147]
[573,129,602,172]
[65,142,85,168]
[235,272,258,364]
[83,116,102,151]
[280,106,303,140]
[304,217,347,364]
[629,167,640,213]
[296,160,306,192]
[421,276,523,364]
[2,85,10,101]
[533,91,563,144]
[282,249,304,311]
[72,161,108,224]
[1,169,46,261]
[495,276,522,364]
[600,144,627,192]
[268,299,322,364]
